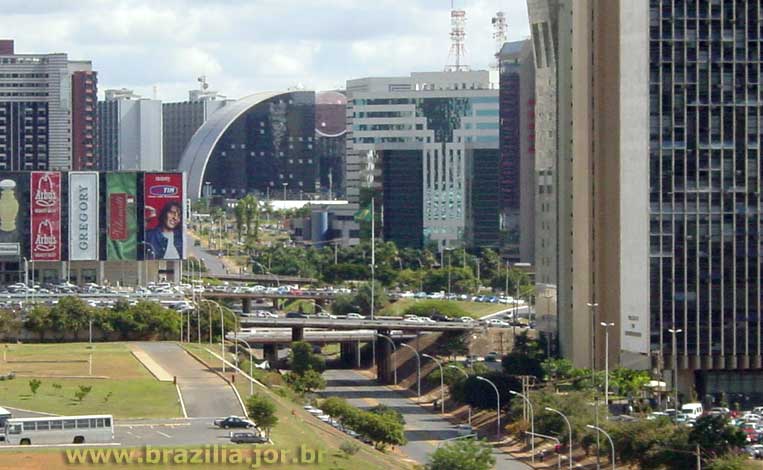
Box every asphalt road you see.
[319,369,529,469]
[136,342,243,418]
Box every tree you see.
[354,281,388,316]
[369,404,405,426]
[689,415,746,460]
[288,341,325,375]
[25,305,52,341]
[609,368,650,398]
[28,379,41,395]
[74,385,92,402]
[451,371,520,410]
[426,439,495,470]
[706,454,756,470]
[245,394,278,438]
[285,369,326,393]
[354,412,406,450]
[0,309,21,340]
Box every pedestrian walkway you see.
[129,344,174,381]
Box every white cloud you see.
[0,0,530,101]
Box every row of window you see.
[14,417,111,433]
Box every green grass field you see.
[381,298,508,318]
[0,343,181,418]
[183,344,413,470]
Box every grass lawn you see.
[0,343,181,418]
[381,298,509,318]
[183,344,413,470]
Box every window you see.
[64,420,75,429]
[76,419,89,429]
[50,420,63,430]
[23,422,35,431]
[37,421,49,431]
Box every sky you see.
[1,0,530,102]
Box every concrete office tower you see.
[97,89,163,171]
[498,40,536,263]
[163,84,230,171]
[346,71,499,250]
[70,66,98,170]
[529,0,763,400]
[0,40,96,171]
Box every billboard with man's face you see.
[30,171,62,261]
[143,173,184,260]
[0,173,28,257]
[106,172,138,261]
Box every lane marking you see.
[156,431,172,438]
[176,383,188,418]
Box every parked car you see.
[346,313,365,320]
[286,312,308,319]
[230,432,267,444]
[214,416,254,429]
[455,424,474,436]
[316,312,337,319]
[484,352,499,362]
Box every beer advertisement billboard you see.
[143,173,184,260]
[0,173,28,257]
[68,172,99,261]
[30,171,62,261]
[106,172,138,260]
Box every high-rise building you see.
[0,40,96,171]
[498,40,536,263]
[346,71,499,250]
[97,89,163,171]
[529,0,763,400]
[381,148,424,249]
[315,90,347,198]
[162,83,230,171]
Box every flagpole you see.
[371,196,376,367]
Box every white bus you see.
[4,414,114,445]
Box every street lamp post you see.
[422,353,445,414]
[282,183,288,201]
[476,376,501,439]
[446,365,471,427]
[510,390,535,462]
[586,425,615,470]
[377,333,398,384]
[600,322,615,419]
[668,327,683,421]
[400,343,420,396]
[546,407,573,470]
[232,337,255,396]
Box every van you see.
[681,403,703,419]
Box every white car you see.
[486,319,510,327]
[346,313,365,320]
[460,317,475,323]
[316,312,338,319]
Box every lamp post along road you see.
[668,327,683,420]
[476,376,501,439]
[233,338,255,396]
[601,322,615,419]
[511,390,535,462]
[447,365,471,427]
[546,407,573,470]
[587,425,615,470]
[400,343,420,396]
[423,354,445,414]
[377,334,398,384]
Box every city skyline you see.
[0,0,530,102]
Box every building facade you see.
[290,203,360,248]
[499,40,536,263]
[0,40,96,171]
[70,68,98,170]
[529,0,763,401]
[97,89,163,171]
[346,71,499,249]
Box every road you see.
[136,342,243,418]
[187,240,229,276]
[319,369,528,469]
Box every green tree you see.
[426,438,495,470]
[245,394,278,438]
[25,305,52,341]
[689,415,746,460]
[74,385,92,402]
[355,411,406,450]
[609,368,650,398]
[353,281,388,316]
[706,454,756,470]
[369,404,405,426]
[285,369,326,393]
[28,379,41,395]
[0,309,22,340]
[288,341,325,375]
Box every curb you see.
[181,346,247,416]
[175,383,188,418]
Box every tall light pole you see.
[400,343,421,396]
[232,337,255,396]
[282,182,288,201]
[447,365,471,427]
[546,407,573,470]
[668,327,683,420]
[476,376,501,439]
[377,333,398,384]
[510,390,535,462]
[422,353,445,414]
[600,321,615,419]
[586,425,615,470]
[586,302,598,375]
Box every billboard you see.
[106,172,138,260]
[0,173,28,257]
[30,172,62,261]
[143,173,184,260]
[68,172,99,260]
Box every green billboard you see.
[106,173,138,260]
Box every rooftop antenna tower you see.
[446,0,469,72]
[491,11,507,68]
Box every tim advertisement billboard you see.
[143,173,184,260]
[106,173,138,261]
[31,171,62,262]
[69,172,99,261]
[0,173,28,257]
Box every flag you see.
[354,204,372,223]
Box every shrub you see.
[339,441,360,457]
[28,379,41,395]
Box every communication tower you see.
[445,1,469,72]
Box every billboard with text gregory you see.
[69,172,99,260]
[0,173,28,257]
[106,173,138,260]
[30,171,62,261]
[143,173,184,260]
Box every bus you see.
[4,414,114,445]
